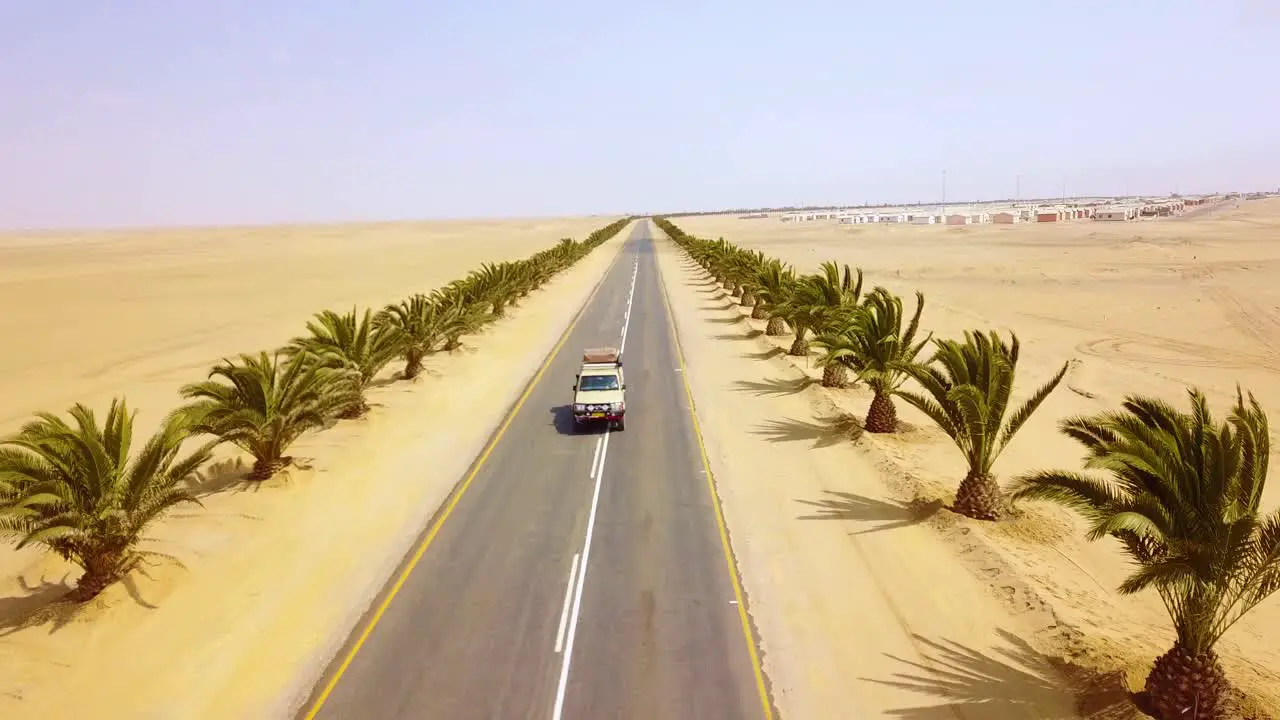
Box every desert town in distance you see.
[763,190,1276,225]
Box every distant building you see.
[1036,209,1062,223]
[1095,208,1134,221]
[991,211,1018,224]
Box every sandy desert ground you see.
[664,200,1280,717]
[0,217,628,717]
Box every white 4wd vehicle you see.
[572,347,626,431]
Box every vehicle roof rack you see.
[582,347,621,364]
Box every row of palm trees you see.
[0,218,634,603]
[655,216,1280,720]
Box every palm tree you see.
[707,238,738,287]
[732,250,767,306]
[897,329,1067,520]
[525,238,585,293]
[753,259,796,332]
[439,275,492,329]
[776,262,864,385]
[1009,387,1280,720]
[586,218,632,247]
[811,303,864,390]
[466,262,525,317]
[287,307,400,418]
[774,279,822,357]
[812,288,931,433]
[378,293,450,379]
[0,398,212,601]
[176,351,358,479]
[432,287,491,352]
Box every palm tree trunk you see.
[821,363,850,389]
[338,397,370,419]
[403,349,424,380]
[788,327,810,355]
[752,303,769,320]
[865,392,898,433]
[740,290,756,307]
[1145,642,1228,720]
[953,469,1004,521]
[249,455,294,481]
[69,550,126,602]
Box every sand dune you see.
[0,217,613,439]
[667,201,1280,716]
[0,217,627,717]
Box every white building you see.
[1095,207,1136,221]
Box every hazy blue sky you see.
[1,0,1277,229]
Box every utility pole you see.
[941,169,947,207]
[1015,174,1022,205]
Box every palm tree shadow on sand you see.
[732,376,814,398]
[0,566,162,637]
[751,414,863,448]
[864,628,1141,720]
[795,490,943,535]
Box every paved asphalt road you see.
[300,221,773,720]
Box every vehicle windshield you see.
[579,375,619,391]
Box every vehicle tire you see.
[615,417,626,432]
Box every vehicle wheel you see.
[615,417,625,431]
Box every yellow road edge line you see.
[653,239,776,720]
[301,232,631,720]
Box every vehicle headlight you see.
[610,402,624,412]
[574,404,585,412]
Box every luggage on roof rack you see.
[582,347,621,364]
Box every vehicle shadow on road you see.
[795,490,943,535]
[863,628,1133,719]
[751,414,863,448]
[549,405,606,436]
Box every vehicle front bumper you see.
[573,410,624,423]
